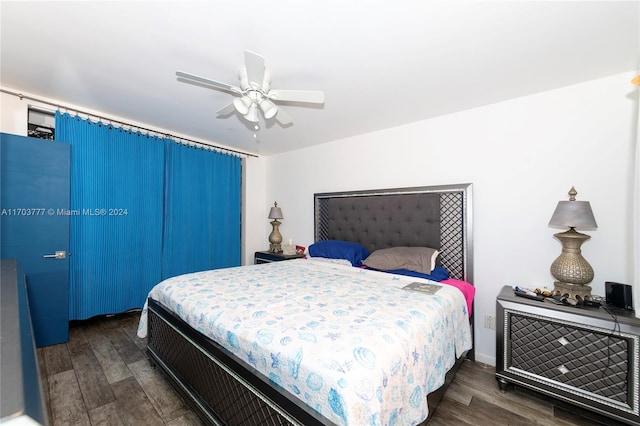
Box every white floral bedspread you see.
[137,259,472,426]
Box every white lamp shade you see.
[233,96,252,115]
[259,98,278,119]
[245,103,259,122]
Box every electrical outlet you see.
[484,314,496,330]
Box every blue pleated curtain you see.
[162,141,242,279]
[56,112,242,320]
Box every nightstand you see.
[254,251,305,264]
[496,285,640,425]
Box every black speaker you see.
[605,281,633,311]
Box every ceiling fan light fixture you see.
[259,98,278,119]
[177,50,325,127]
[245,103,259,122]
[233,96,252,115]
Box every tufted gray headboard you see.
[314,184,473,283]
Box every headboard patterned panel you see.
[314,184,473,282]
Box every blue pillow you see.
[382,266,450,282]
[308,240,370,266]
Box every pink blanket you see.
[440,278,475,317]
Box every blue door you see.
[1,133,71,347]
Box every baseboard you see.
[473,351,495,367]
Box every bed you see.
[138,183,474,425]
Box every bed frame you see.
[146,183,474,425]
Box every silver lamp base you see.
[268,219,283,254]
[550,228,594,305]
[550,228,594,284]
[552,281,592,303]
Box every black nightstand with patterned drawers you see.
[254,251,305,264]
[496,285,640,425]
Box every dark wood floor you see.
[37,311,627,426]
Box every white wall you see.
[265,72,637,366]
[243,156,268,263]
[1,92,30,135]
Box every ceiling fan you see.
[176,51,325,126]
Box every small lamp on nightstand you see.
[548,186,598,301]
[268,202,284,253]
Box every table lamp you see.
[548,186,597,301]
[268,202,283,253]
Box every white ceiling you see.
[1,1,638,156]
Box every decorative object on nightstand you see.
[268,202,284,253]
[548,186,597,302]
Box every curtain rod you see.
[1,88,258,158]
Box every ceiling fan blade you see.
[275,108,293,126]
[176,71,241,94]
[216,103,236,117]
[244,51,265,89]
[268,89,325,104]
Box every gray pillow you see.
[362,246,439,274]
